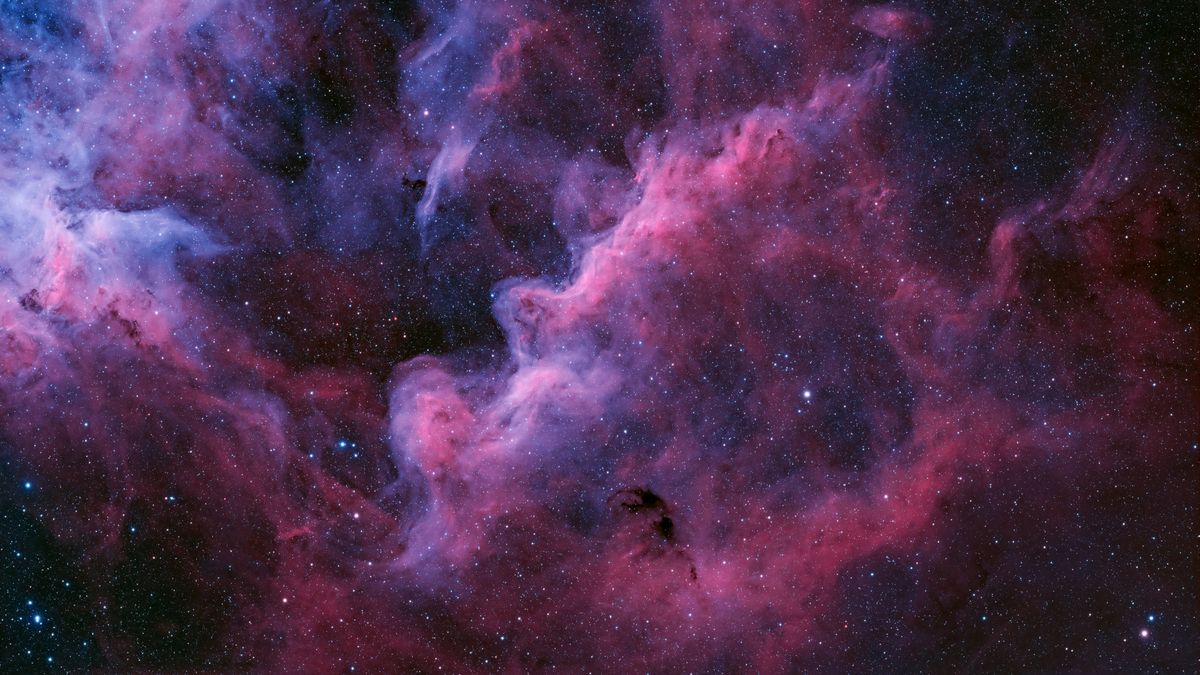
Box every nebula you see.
[0,0,1196,672]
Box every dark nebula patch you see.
[612,486,676,540]
[0,0,1196,672]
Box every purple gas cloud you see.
[0,1,1195,672]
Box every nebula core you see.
[0,0,1196,672]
